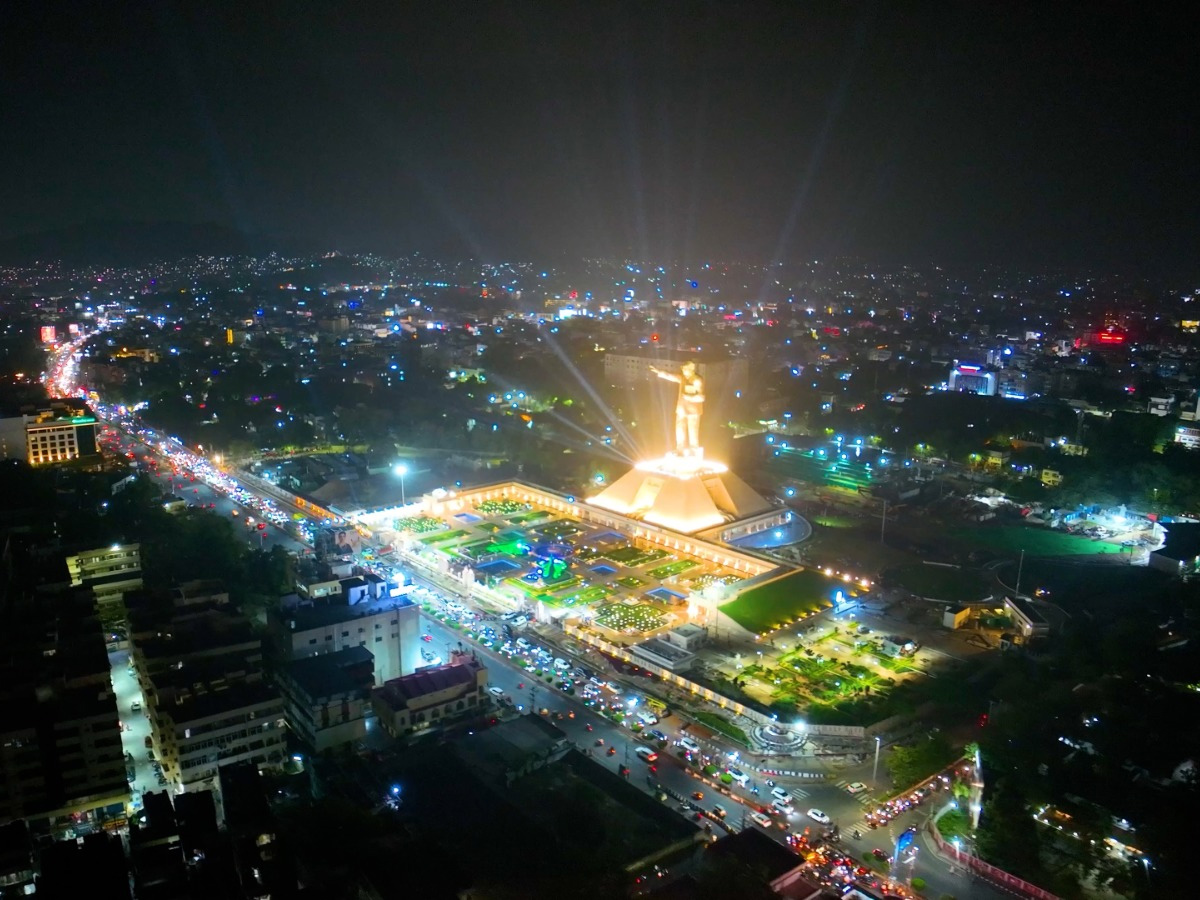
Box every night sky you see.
[3,3,1196,269]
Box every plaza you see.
[355,481,783,630]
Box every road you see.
[104,429,307,554]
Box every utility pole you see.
[872,735,882,786]
[880,499,888,544]
[1014,549,1025,598]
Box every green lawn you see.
[507,510,551,524]
[418,528,470,545]
[536,520,581,539]
[886,563,988,602]
[950,526,1109,557]
[647,559,699,580]
[719,568,842,634]
[606,545,670,567]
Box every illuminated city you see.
[0,5,1195,900]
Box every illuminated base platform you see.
[587,452,773,535]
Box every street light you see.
[393,462,408,506]
[872,735,882,786]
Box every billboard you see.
[40,325,57,343]
[68,323,80,335]
[325,527,362,556]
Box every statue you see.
[650,361,705,454]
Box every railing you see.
[927,817,1060,900]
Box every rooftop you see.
[374,655,482,709]
[284,646,374,699]
[283,594,415,632]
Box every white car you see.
[807,808,831,825]
[487,686,506,698]
[750,811,773,828]
[771,786,793,803]
[771,798,793,814]
[845,782,868,795]
[679,737,701,754]
[727,768,749,786]
[553,658,570,671]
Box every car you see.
[750,811,773,828]
[711,805,727,819]
[553,658,570,670]
[807,808,831,825]
[771,799,793,814]
[515,638,532,650]
[635,746,658,763]
[131,701,142,712]
[421,633,433,642]
[487,686,506,698]
[771,787,793,803]
[646,729,668,743]
[845,782,868,794]
[727,768,749,786]
[679,737,701,754]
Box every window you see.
[325,635,333,641]
[374,623,381,629]
[341,631,349,638]
[375,637,383,643]
[308,638,317,645]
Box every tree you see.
[885,733,956,787]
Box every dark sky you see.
[3,3,1197,269]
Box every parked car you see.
[807,808,831,825]
[845,782,868,794]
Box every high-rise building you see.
[9,400,101,466]
[272,582,421,684]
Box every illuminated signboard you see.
[40,326,57,343]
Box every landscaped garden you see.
[718,568,843,633]
[394,515,446,533]
[616,575,646,589]
[593,601,667,633]
[606,545,671,567]
[476,498,530,515]
[506,509,551,524]
[535,520,582,539]
[647,558,699,580]
[688,573,742,590]
[417,528,470,545]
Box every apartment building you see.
[273,585,420,685]
[133,603,284,791]
[277,646,374,752]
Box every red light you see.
[1096,332,1125,344]
[650,333,659,342]
[569,290,578,300]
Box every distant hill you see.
[0,221,312,265]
